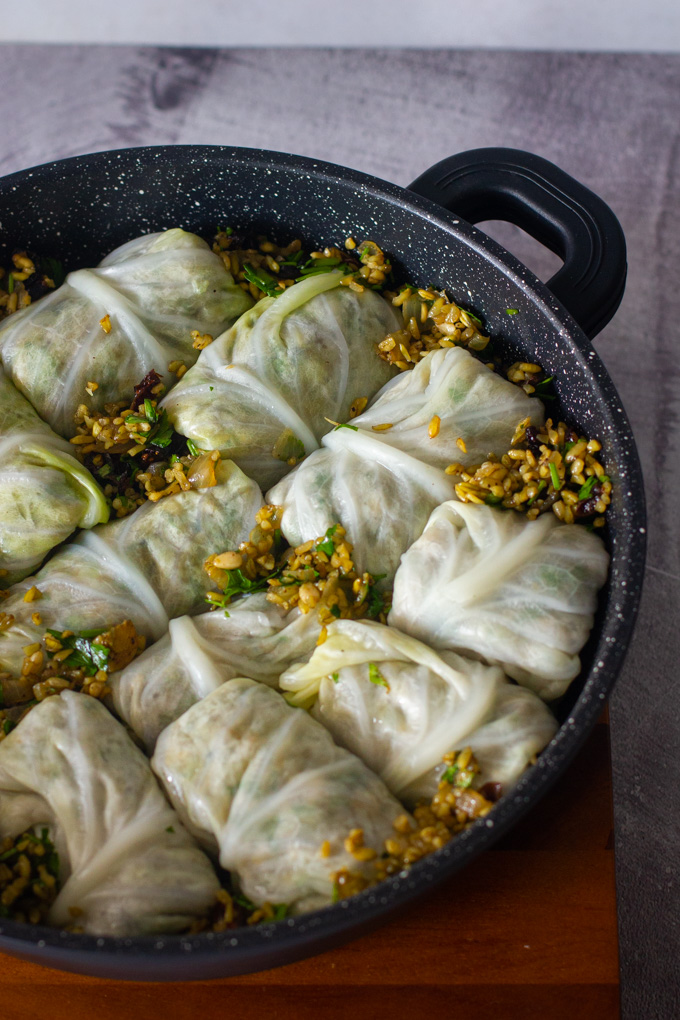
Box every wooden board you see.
[0,716,618,1019]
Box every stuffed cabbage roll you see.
[110,594,321,751]
[0,460,261,674]
[162,271,399,488]
[0,368,108,584]
[152,678,406,914]
[389,501,610,700]
[0,691,219,935]
[352,346,544,469]
[267,426,457,584]
[0,229,252,437]
[280,619,557,804]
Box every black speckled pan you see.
[0,146,645,981]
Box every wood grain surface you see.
[0,720,618,1020]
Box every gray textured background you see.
[1,45,678,1017]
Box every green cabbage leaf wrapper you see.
[267,425,458,585]
[0,367,108,584]
[389,501,610,700]
[351,346,545,468]
[162,270,399,489]
[0,460,261,675]
[0,691,219,935]
[111,594,321,752]
[281,619,557,805]
[152,678,406,914]
[0,229,252,436]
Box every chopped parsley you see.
[368,662,389,690]
[364,577,390,620]
[330,672,339,683]
[315,525,338,557]
[125,403,175,449]
[45,629,110,675]
[207,569,272,606]
[441,763,474,788]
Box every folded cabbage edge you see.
[389,500,610,700]
[20,441,109,528]
[110,596,322,752]
[0,229,253,437]
[152,678,407,914]
[0,691,219,936]
[163,268,400,490]
[280,618,558,802]
[0,459,262,675]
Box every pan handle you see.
[408,148,627,339]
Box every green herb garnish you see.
[368,662,389,690]
[441,763,474,788]
[364,576,389,619]
[186,438,200,457]
[279,250,305,267]
[577,476,599,500]
[205,569,274,611]
[143,398,157,422]
[298,256,344,279]
[549,462,561,492]
[315,525,337,557]
[41,257,65,287]
[526,479,547,507]
[330,672,339,683]
[234,893,258,912]
[45,629,110,676]
[464,308,484,328]
[147,409,175,448]
[506,308,518,315]
[484,494,504,506]
[243,262,281,298]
